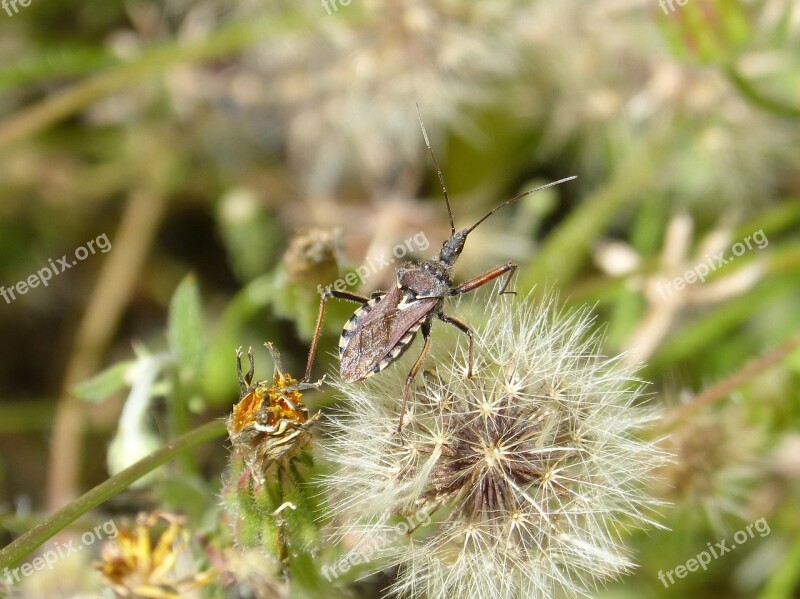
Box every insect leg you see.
[398,322,432,434]
[304,289,371,382]
[236,346,255,393]
[451,262,518,296]
[437,313,474,378]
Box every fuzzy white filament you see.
[322,292,666,599]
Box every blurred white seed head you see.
[652,406,762,534]
[322,292,667,599]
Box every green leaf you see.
[71,360,133,403]
[168,274,206,376]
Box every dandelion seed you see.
[322,291,667,598]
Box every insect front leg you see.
[451,262,518,296]
[398,322,432,435]
[237,346,255,393]
[304,288,371,382]
[438,313,474,378]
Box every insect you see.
[303,107,576,432]
[229,342,321,482]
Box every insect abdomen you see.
[338,291,430,382]
[368,320,423,376]
[339,295,383,358]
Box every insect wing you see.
[340,285,436,382]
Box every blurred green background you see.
[0,0,799,597]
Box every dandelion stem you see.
[0,419,227,570]
[661,332,800,429]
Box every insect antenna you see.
[465,176,577,234]
[416,104,455,236]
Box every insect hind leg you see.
[438,313,474,378]
[398,322,432,436]
[304,288,371,382]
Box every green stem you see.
[661,330,800,429]
[0,419,227,570]
[725,66,800,119]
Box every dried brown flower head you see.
[228,343,321,484]
[654,408,760,531]
[282,227,342,286]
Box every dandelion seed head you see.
[653,407,761,534]
[322,292,667,598]
[250,0,526,194]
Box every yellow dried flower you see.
[97,511,214,599]
[228,343,321,484]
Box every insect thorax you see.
[398,261,450,297]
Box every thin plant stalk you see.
[661,331,800,429]
[0,419,227,570]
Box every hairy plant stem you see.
[0,419,226,570]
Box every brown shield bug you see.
[303,107,575,432]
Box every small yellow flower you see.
[97,511,214,599]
